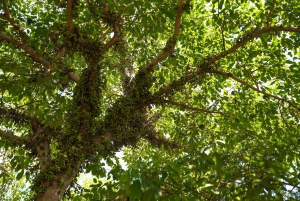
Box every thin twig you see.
[236,55,260,89]
[163,99,223,114]
[207,69,300,110]
[266,0,276,26]
[220,26,226,51]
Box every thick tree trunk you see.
[36,161,81,201]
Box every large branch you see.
[0,129,26,145]
[207,69,300,110]
[0,33,52,76]
[154,26,300,96]
[146,0,185,72]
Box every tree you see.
[0,0,299,200]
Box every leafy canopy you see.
[0,0,300,200]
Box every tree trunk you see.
[36,161,81,201]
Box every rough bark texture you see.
[36,161,81,201]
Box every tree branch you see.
[207,69,300,110]
[266,0,276,26]
[100,26,112,43]
[101,23,120,54]
[0,33,52,76]
[99,2,123,54]
[163,99,223,114]
[67,0,74,33]
[154,69,206,96]
[220,26,226,51]
[67,71,80,82]
[154,26,300,96]
[0,13,6,20]
[0,107,35,125]
[0,129,26,145]
[237,57,260,89]
[145,0,185,72]
[1,0,28,42]
[1,0,12,21]
[0,107,57,165]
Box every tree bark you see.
[36,161,81,201]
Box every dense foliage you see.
[0,0,300,200]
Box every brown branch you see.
[53,46,80,82]
[154,26,300,96]
[164,99,223,114]
[236,56,260,89]
[1,0,11,21]
[87,0,123,53]
[67,71,80,82]
[55,45,67,60]
[221,26,226,51]
[154,69,205,96]
[51,0,74,66]
[145,0,185,72]
[67,0,74,33]
[100,26,112,43]
[98,1,124,53]
[0,13,6,20]
[222,26,300,58]
[50,0,74,70]
[207,69,300,110]
[50,0,82,83]
[101,23,120,54]
[1,0,28,42]
[0,107,35,125]
[0,129,26,145]
[266,0,276,27]
[0,108,55,167]
[0,33,52,76]
[53,0,81,82]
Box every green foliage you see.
[0,148,32,201]
[0,0,300,200]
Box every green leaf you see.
[130,180,143,199]
[16,170,24,181]
[212,152,223,170]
